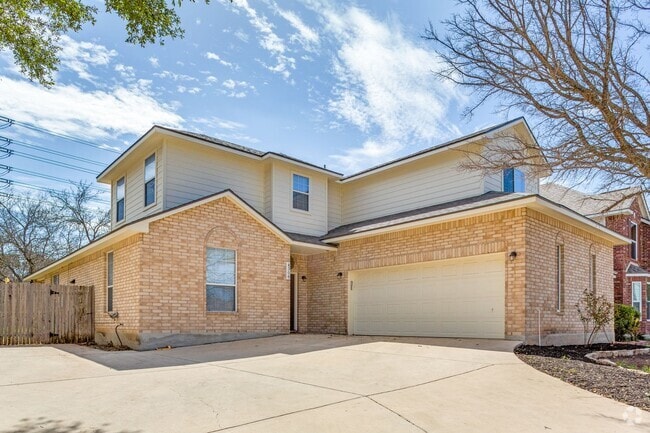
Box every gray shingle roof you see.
[322,191,533,240]
[286,232,331,247]
[627,263,650,275]
[539,183,640,216]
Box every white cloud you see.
[272,4,320,51]
[154,70,198,82]
[221,79,255,98]
[205,52,235,68]
[230,0,295,79]
[149,57,160,68]
[313,5,464,171]
[192,116,246,131]
[114,64,135,80]
[57,36,117,82]
[206,75,218,84]
[234,29,250,43]
[0,77,184,140]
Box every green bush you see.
[614,304,640,341]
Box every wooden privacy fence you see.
[0,283,94,345]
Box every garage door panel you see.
[350,254,505,339]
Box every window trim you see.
[115,177,126,224]
[646,282,650,321]
[556,244,564,312]
[205,247,237,313]
[589,253,597,293]
[291,173,310,213]
[630,222,638,261]
[632,281,642,316]
[144,153,157,209]
[106,251,114,313]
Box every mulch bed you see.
[515,343,650,411]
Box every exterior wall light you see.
[301,275,307,282]
[337,272,343,279]
[509,251,518,261]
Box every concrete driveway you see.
[0,334,647,433]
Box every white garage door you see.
[349,253,505,339]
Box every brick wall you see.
[297,207,614,344]
[525,209,614,344]
[39,234,143,346]
[137,197,291,347]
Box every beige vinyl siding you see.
[112,145,164,229]
[163,138,265,213]
[341,151,483,225]
[328,180,342,230]
[263,163,273,219]
[271,161,328,235]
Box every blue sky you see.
[0,0,517,204]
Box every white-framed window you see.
[206,248,236,312]
[51,274,59,285]
[292,174,310,211]
[646,282,650,321]
[503,168,526,193]
[556,244,564,312]
[630,222,638,260]
[632,281,642,315]
[144,154,156,207]
[589,254,597,293]
[116,177,125,223]
[106,252,114,312]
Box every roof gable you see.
[540,183,649,218]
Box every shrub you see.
[575,289,613,345]
[614,304,640,341]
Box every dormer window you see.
[292,174,309,211]
[503,168,525,193]
[116,177,125,223]
[630,222,638,260]
[144,154,156,207]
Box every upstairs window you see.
[646,282,650,320]
[503,168,526,193]
[292,174,310,211]
[116,177,125,223]
[206,248,236,312]
[51,274,59,285]
[144,154,156,207]
[630,222,638,260]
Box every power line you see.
[8,149,99,175]
[0,114,122,154]
[7,180,110,204]
[1,165,109,193]
[0,136,108,168]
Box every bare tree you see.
[0,192,63,281]
[50,181,110,247]
[425,0,649,193]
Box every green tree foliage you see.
[0,0,208,86]
[614,303,641,341]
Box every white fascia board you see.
[289,241,337,252]
[586,209,633,218]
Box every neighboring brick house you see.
[541,184,650,335]
[27,118,629,349]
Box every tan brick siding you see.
[39,235,143,346]
[525,209,614,344]
[138,198,291,337]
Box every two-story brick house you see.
[27,118,629,349]
[541,184,650,335]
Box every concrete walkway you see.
[0,334,647,432]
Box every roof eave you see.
[322,196,630,245]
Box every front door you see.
[290,274,297,331]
